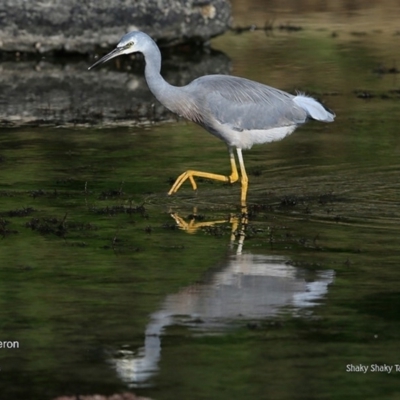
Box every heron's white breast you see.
[211,122,298,150]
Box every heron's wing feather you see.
[189,75,307,131]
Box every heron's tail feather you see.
[293,94,335,122]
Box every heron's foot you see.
[168,170,238,195]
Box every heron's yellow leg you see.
[228,148,239,183]
[168,148,239,195]
[236,148,248,207]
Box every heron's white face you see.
[116,31,154,55]
[116,33,141,55]
[88,31,144,70]
[116,40,136,55]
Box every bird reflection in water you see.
[108,207,334,387]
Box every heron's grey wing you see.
[190,75,307,131]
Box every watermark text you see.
[346,364,400,374]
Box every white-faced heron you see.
[89,31,335,205]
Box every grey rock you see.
[0,0,231,53]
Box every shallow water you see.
[1,3,400,400]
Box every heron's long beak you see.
[88,47,125,70]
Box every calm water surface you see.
[1,4,400,400]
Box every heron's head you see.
[88,31,151,70]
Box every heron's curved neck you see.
[142,40,182,111]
